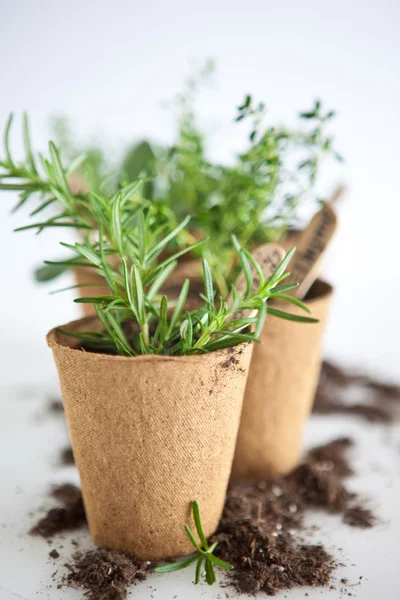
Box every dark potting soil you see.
[313,360,400,423]
[212,437,375,595]
[59,446,75,466]
[30,484,86,538]
[47,398,64,414]
[343,506,376,529]
[62,549,148,600]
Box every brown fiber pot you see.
[231,279,333,482]
[47,317,253,560]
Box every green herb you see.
[153,500,233,585]
[153,79,340,295]
[1,66,340,293]
[0,118,316,356]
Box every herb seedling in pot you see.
[0,123,316,560]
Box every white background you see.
[0,2,399,599]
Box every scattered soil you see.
[62,549,148,600]
[36,438,376,597]
[47,398,64,414]
[30,484,86,538]
[49,549,60,559]
[59,446,75,466]
[343,507,376,529]
[313,360,400,423]
[307,437,354,477]
[213,437,374,595]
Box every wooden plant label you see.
[289,202,337,299]
[231,242,286,320]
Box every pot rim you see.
[47,316,252,364]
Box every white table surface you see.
[1,380,399,600]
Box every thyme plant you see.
[0,122,315,356]
[156,93,340,295]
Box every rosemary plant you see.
[1,67,340,296]
[153,501,233,585]
[0,119,316,356]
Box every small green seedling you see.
[153,501,233,585]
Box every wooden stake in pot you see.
[47,317,253,560]
[286,202,337,299]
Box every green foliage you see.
[153,500,233,585]
[0,118,315,356]
[34,262,68,282]
[154,91,339,295]
[8,66,339,291]
[121,140,156,199]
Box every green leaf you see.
[48,141,71,199]
[167,279,190,339]
[122,140,155,197]
[158,295,169,347]
[74,295,116,304]
[29,197,57,216]
[131,263,145,324]
[184,525,203,554]
[269,282,298,294]
[267,247,296,287]
[147,260,177,300]
[22,113,37,173]
[146,238,206,284]
[50,282,104,295]
[14,221,90,232]
[145,215,191,265]
[243,248,265,289]
[66,152,88,176]
[206,554,234,571]
[103,311,134,356]
[195,557,204,584]
[232,236,253,295]
[202,258,214,306]
[211,330,258,343]
[3,113,13,164]
[122,258,138,321]
[153,556,198,573]
[34,262,68,282]
[255,301,267,337]
[270,293,311,313]
[205,558,216,585]
[192,500,209,550]
[111,193,124,254]
[267,307,319,323]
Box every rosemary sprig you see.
[0,117,316,356]
[153,501,233,585]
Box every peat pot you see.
[47,317,253,560]
[231,279,334,481]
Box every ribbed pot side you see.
[231,279,333,481]
[47,317,253,560]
